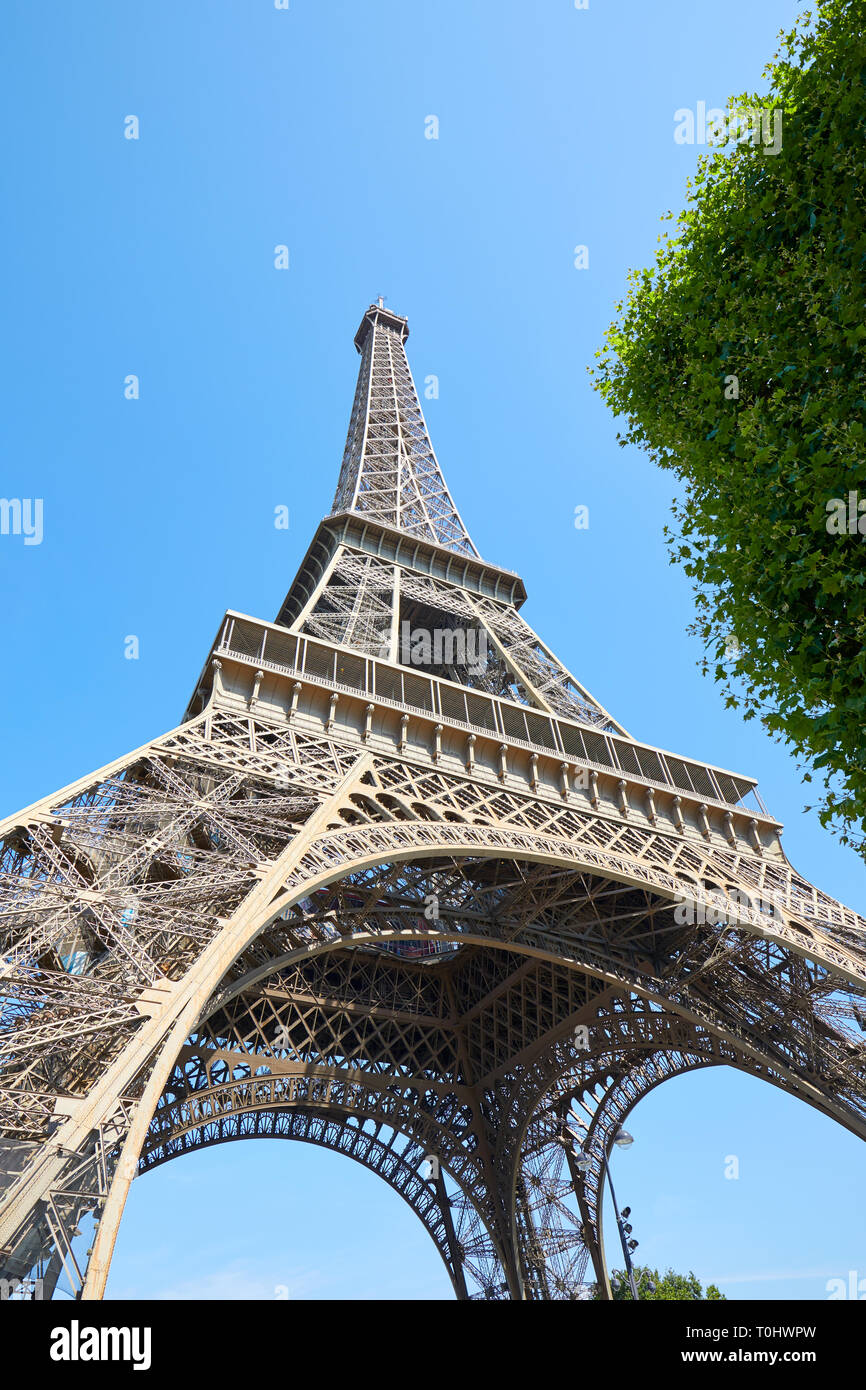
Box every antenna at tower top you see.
[376,295,385,308]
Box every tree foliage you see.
[596,1265,726,1301]
[592,0,866,858]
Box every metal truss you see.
[299,552,396,657]
[2,303,865,1301]
[296,549,622,731]
[330,303,478,556]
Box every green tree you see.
[595,1265,726,1300]
[592,0,866,858]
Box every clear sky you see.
[2,0,862,1301]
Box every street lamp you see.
[603,1127,639,1300]
[565,1121,640,1301]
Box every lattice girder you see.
[330,305,478,556]
[290,543,624,731]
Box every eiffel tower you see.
[2,301,865,1302]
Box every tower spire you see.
[330,302,480,557]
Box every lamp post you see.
[569,1123,640,1301]
[602,1128,639,1300]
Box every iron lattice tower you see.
[2,302,866,1301]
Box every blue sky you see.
[2,0,862,1300]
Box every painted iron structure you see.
[2,301,865,1301]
